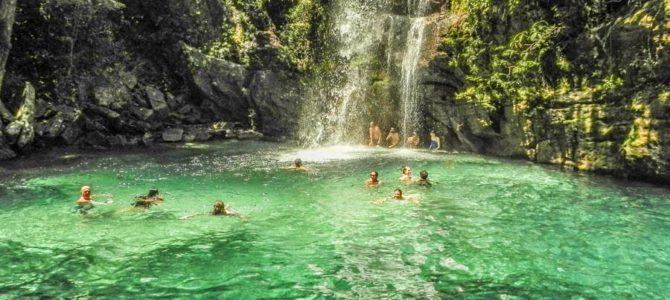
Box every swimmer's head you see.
[147,188,159,197]
[369,121,375,127]
[81,186,91,194]
[393,189,403,199]
[402,166,411,175]
[294,158,303,167]
[420,170,428,179]
[369,171,378,178]
[213,200,225,214]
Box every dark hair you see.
[394,188,402,194]
[147,188,159,197]
[370,171,378,176]
[294,158,302,166]
[420,170,428,179]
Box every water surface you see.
[1,141,669,298]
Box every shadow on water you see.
[0,229,264,298]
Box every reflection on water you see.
[0,141,669,298]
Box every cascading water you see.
[400,0,431,139]
[298,0,436,145]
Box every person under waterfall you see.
[369,122,382,146]
[406,131,420,148]
[386,127,400,148]
[429,131,441,151]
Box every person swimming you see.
[132,188,164,208]
[73,185,112,214]
[374,188,419,204]
[212,200,239,216]
[415,170,432,187]
[399,166,412,181]
[180,200,240,219]
[365,171,381,187]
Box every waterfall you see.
[400,0,431,140]
[298,0,434,145]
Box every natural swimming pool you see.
[1,141,669,298]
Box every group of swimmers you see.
[75,154,434,216]
[73,185,238,218]
[368,121,441,150]
[364,165,432,204]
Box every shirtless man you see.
[406,132,420,148]
[365,171,381,187]
[73,185,112,214]
[368,122,382,146]
[386,127,400,148]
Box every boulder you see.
[181,43,250,121]
[142,132,154,145]
[248,70,300,137]
[161,128,184,142]
[236,129,263,140]
[87,104,121,120]
[94,85,131,109]
[131,106,154,121]
[146,86,169,119]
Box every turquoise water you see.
[1,141,669,299]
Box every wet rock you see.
[185,126,212,142]
[4,82,37,148]
[161,128,183,142]
[132,106,154,121]
[94,85,130,109]
[248,70,300,137]
[181,43,249,121]
[83,131,109,149]
[146,86,169,119]
[108,134,128,147]
[87,104,120,120]
[61,124,82,145]
[236,129,263,140]
[142,132,154,145]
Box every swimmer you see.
[415,170,432,187]
[399,166,412,181]
[282,158,310,172]
[73,185,112,214]
[211,200,239,216]
[374,188,419,204]
[132,188,164,208]
[365,171,381,187]
[180,200,240,219]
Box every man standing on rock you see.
[368,121,382,146]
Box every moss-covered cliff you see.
[423,0,669,183]
[0,0,329,158]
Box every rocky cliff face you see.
[0,0,668,184]
[421,0,670,183]
[0,0,325,158]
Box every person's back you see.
[416,170,432,187]
[133,188,164,208]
